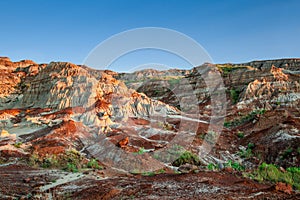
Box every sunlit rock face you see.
[119,59,300,112]
[1,57,300,199]
[0,58,180,135]
[0,57,299,172]
[115,59,300,169]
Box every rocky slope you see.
[0,57,300,199]
[119,59,300,166]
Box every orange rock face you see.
[275,182,293,194]
[118,137,129,148]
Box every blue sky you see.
[1,0,300,71]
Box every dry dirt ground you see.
[0,164,299,200]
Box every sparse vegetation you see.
[65,163,78,173]
[207,163,217,171]
[198,133,206,140]
[247,142,255,149]
[229,89,240,104]
[282,147,293,159]
[205,131,218,144]
[41,156,59,168]
[13,142,23,148]
[153,89,162,96]
[207,160,245,171]
[157,169,166,174]
[62,149,83,172]
[224,109,266,128]
[141,171,155,176]
[248,163,300,190]
[216,64,245,75]
[28,153,40,167]
[134,147,147,155]
[225,160,245,171]
[157,121,173,131]
[153,144,185,163]
[172,151,200,167]
[168,78,181,89]
[237,131,244,138]
[0,158,6,164]
[239,149,252,159]
[28,149,85,173]
[239,143,255,159]
[87,159,103,170]
[132,168,166,176]
[130,169,141,174]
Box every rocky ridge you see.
[0,57,299,199]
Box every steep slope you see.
[118,59,300,168]
[0,58,183,170]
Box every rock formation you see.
[0,57,300,199]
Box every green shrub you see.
[198,133,206,140]
[230,89,239,104]
[41,156,58,168]
[142,171,155,176]
[87,159,103,170]
[282,148,293,159]
[223,121,232,128]
[13,142,23,148]
[249,163,300,190]
[238,143,255,159]
[172,151,200,167]
[225,160,245,171]
[168,78,181,89]
[224,109,266,128]
[216,64,240,75]
[29,153,40,167]
[267,164,292,183]
[28,149,84,173]
[237,131,244,138]
[247,143,255,149]
[133,168,166,176]
[157,169,166,174]
[134,147,147,155]
[207,163,217,171]
[287,167,300,190]
[65,163,78,173]
[239,148,253,159]
[287,167,300,174]
[63,149,83,171]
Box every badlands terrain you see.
[0,56,300,199]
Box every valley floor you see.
[0,163,299,200]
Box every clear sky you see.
[1,0,300,71]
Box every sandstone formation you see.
[0,57,299,199]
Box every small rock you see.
[217,162,224,170]
[279,167,286,173]
[0,130,10,137]
[275,182,293,194]
[178,163,198,173]
[118,137,129,148]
